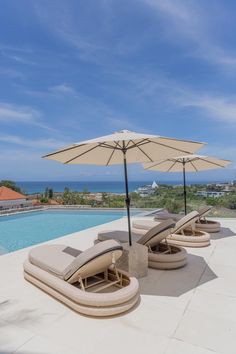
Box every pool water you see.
[0,210,131,254]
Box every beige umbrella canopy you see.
[144,154,231,214]
[43,130,205,245]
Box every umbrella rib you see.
[63,141,125,164]
[144,159,172,170]
[189,161,198,172]
[130,140,153,162]
[99,142,122,150]
[187,157,199,163]
[125,140,133,149]
[43,143,87,158]
[198,157,227,168]
[106,142,120,166]
[167,160,179,172]
[125,139,150,150]
[150,140,195,154]
[158,136,204,145]
[63,144,102,164]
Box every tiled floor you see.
[0,217,236,354]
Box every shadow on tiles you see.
[139,254,217,297]
[210,227,236,240]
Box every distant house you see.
[0,186,32,209]
[196,190,230,198]
[135,183,157,197]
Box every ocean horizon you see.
[16,180,229,195]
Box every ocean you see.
[16,180,217,195]
[17,181,150,194]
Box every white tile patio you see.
[0,216,235,354]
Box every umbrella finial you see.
[115,129,132,134]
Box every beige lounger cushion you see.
[67,240,122,282]
[198,206,212,217]
[132,219,160,231]
[173,211,199,233]
[154,206,211,222]
[98,230,141,243]
[29,244,74,279]
[98,220,176,248]
[136,219,176,247]
[132,211,199,233]
[154,211,183,222]
[131,227,210,247]
[29,240,123,282]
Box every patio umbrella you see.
[143,154,231,215]
[42,130,204,246]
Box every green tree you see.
[40,196,48,203]
[44,187,49,198]
[48,188,54,199]
[0,180,22,193]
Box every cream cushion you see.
[29,240,123,281]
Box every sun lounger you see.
[132,211,210,247]
[24,240,140,317]
[154,206,220,233]
[154,209,184,222]
[97,220,188,269]
[195,206,221,233]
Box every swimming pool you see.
[0,209,134,254]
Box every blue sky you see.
[1,0,236,182]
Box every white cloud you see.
[121,71,236,125]
[178,93,236,124]
[142,0,236,70]
[1,52,35,65]
[49,84,76,95]
[0,103,54,131]
[0,134,68,150]
[144,0,193,22]
[22,84,78,99]
[0,103,40,123]
[0,45,36,66]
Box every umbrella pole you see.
[123,150,132,246]
[183,160,187,215]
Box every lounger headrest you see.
[137,219,175,246]
[174,211,199,234]
[154,210,183,222]
[198,206,212,218]
[153,209,168,220]
[64,240,123,281]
